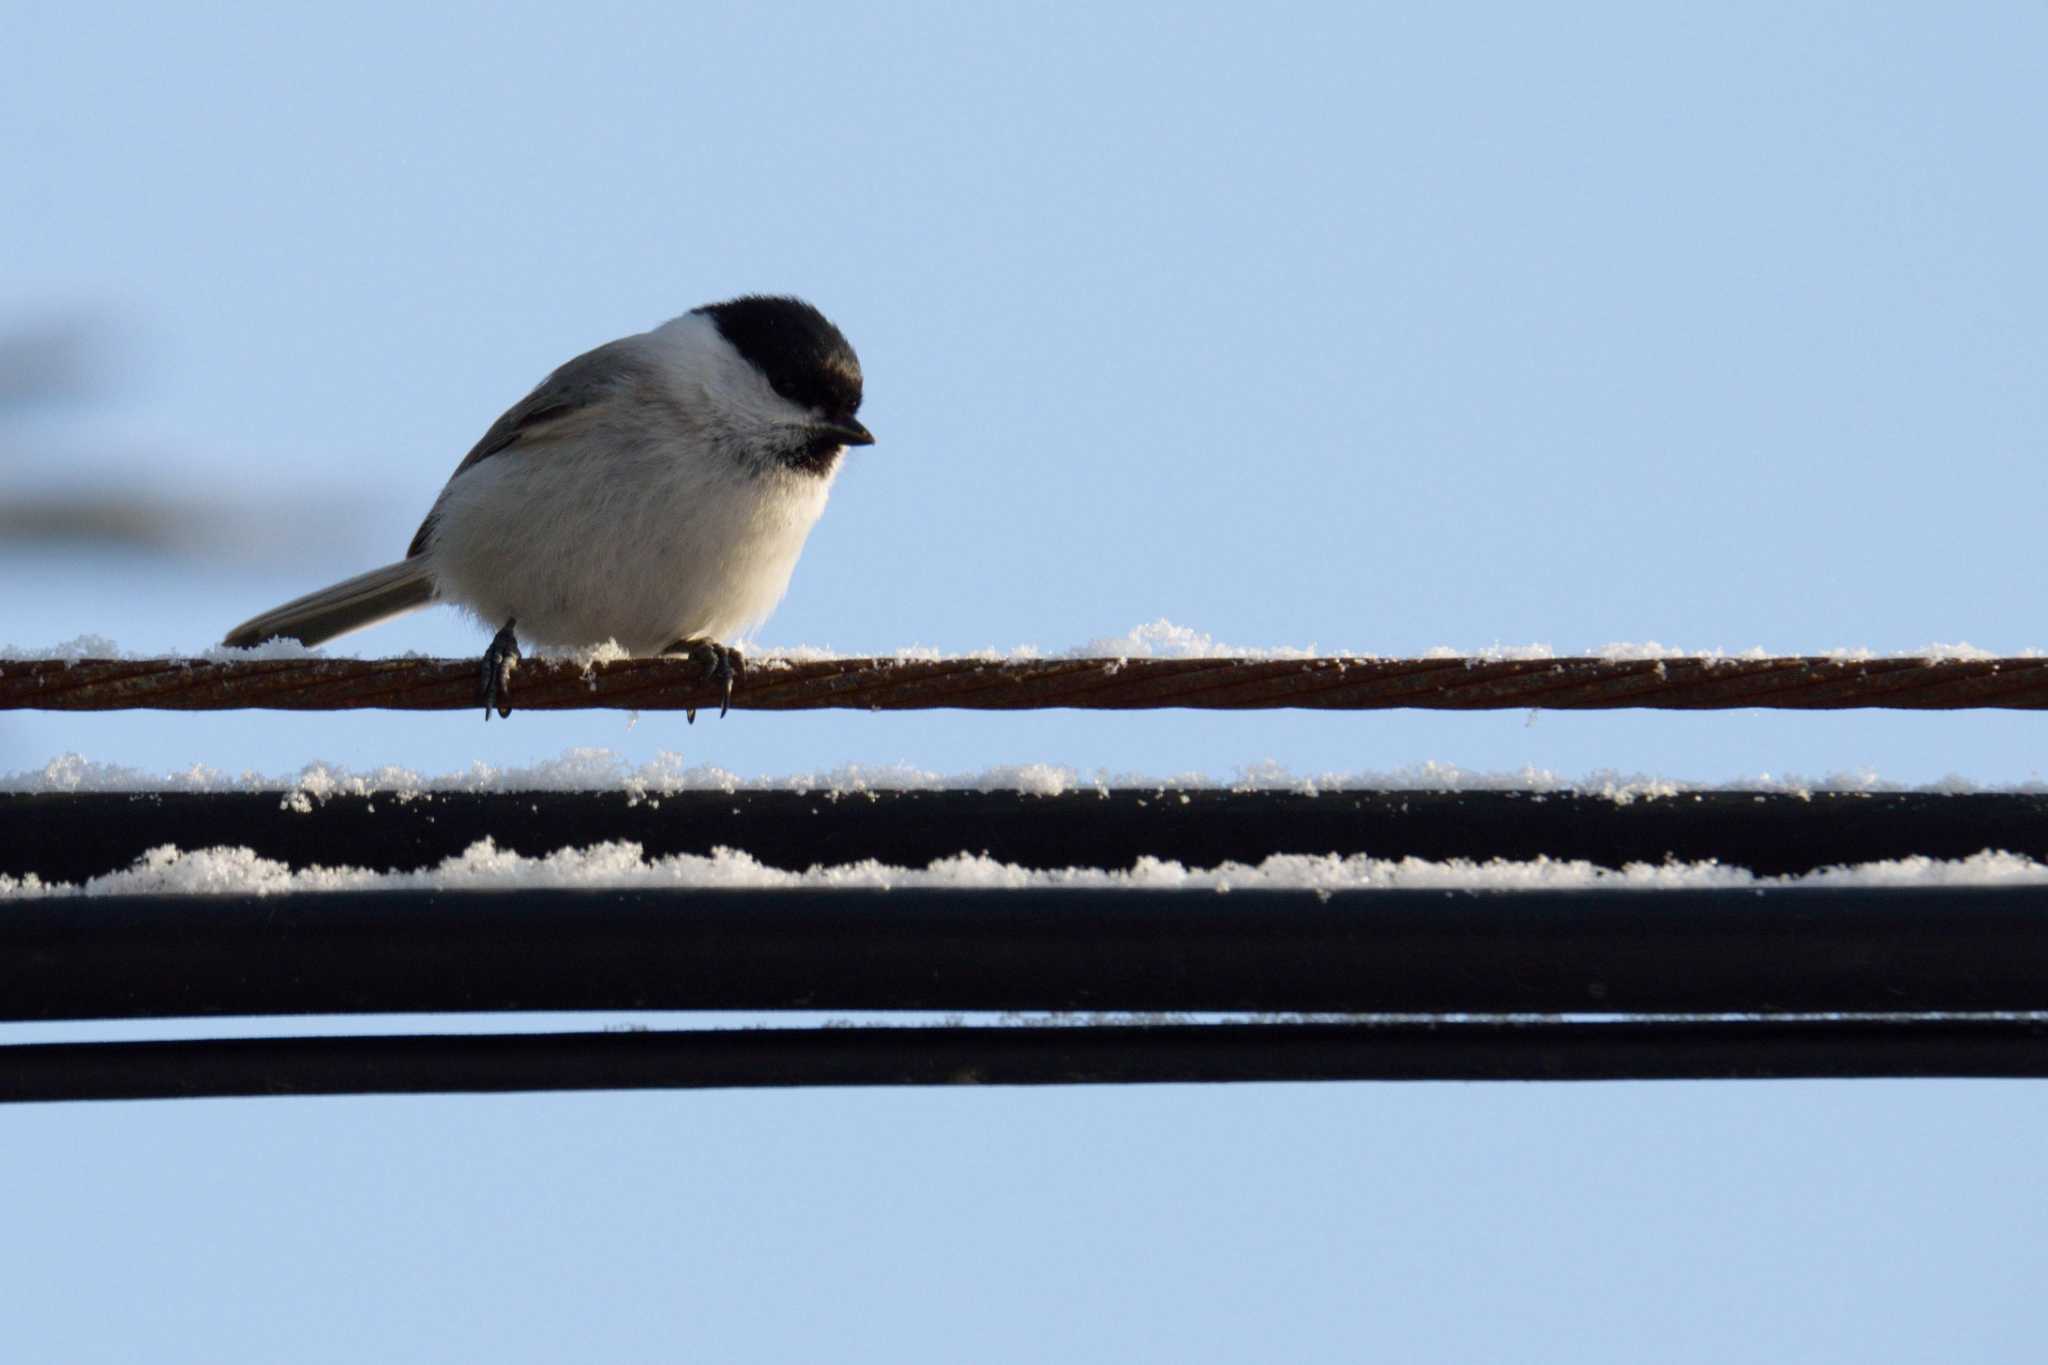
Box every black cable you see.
[9,886,2048,1023]
[9,1019,2047,1103]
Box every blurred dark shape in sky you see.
[0,488,384,566]
[0,491,200,553]
[0,314,118,410]
[0,308,380,568]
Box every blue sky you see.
[4,3,2047,1359]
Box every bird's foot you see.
[664,638,744,723]
[481,620,521,721]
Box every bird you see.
[222,295,873,720]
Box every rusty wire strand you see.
[3,655,2048,712]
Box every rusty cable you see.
[3,654,2047,712]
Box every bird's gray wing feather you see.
[408,338,660,558]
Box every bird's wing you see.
[408,337,658,559]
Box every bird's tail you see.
[222,560,435,648]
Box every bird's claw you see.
[666,638,743,723]
[481,621,520,721]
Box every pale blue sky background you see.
[3,3,2047,1360]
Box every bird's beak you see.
[820,418,876,447]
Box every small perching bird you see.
[222,296,873,718]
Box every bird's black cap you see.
[695,295,865,423]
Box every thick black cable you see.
[9,1018,2048,1103]
[9,886,2048,1023]
[9,789,2048,884]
